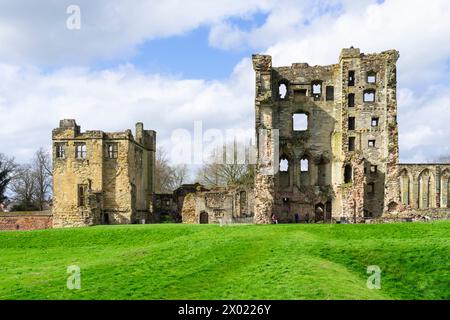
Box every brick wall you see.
[0,212,53,231]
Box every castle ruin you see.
[252,47,450,223]
[52,119,156,227]
[48,47,450,228]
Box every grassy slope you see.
[0,221,448,300]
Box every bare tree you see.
[154,147,190,193]
[168,164,189,191]
[196,143,254,188]
[10,164,38,211]
[32,148,52,210]
[0,153,17,203]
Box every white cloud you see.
[0,0,274,65]
[0,59,255,164]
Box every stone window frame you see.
[300,156,309,172]
[55,142,67,159]
[371,117,379,127]
[344,164,352,183]
[368,139,376,148]
[311,80,322,100]
[279,157,289,172]
[106,142,118,159]
[348,70,355,86]
[348,117,356,130]
[292,112,308,132]
[325,86,334,101]
[75,142,87,159]
[348,136,356,152]
[366,71,377,84]
[348,93,355,108]
[363,89,376,103]
[277,80,289,100]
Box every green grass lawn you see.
[0,221,449,300]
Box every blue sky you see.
[0,0,450,167]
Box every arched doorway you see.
[315,203,325,222]
[199,211,209,224]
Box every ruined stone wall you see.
[0,212,53,231]
[337,48,400,218]
[253,48,402,223]
[398,164,450,212]
[180,186,254,224]
[253,55,276,224]
[52,120,155,228]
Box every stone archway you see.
[314,203,325,222]
[199,211,209,224]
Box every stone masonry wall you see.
[0,212,53,231]
[253,48,408,223]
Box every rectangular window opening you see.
[348,117,355,130]
[348,71,355,86]
[368,140,376,148]
[75,143,87,159]
[56,143,66,158]
[364,91,375,102]
[107,143,118,159]
[326,86,334,101]
[348,93,355,108]
[371,117,379,127]
[293,113,308,131]
[348,137,355,151]
[367,71,376,84]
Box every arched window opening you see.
[418,169,431,209]
[279,83,287,99]
[441,170,450,208]
[300,158,309,172]
[279,158,289,172]
[400,170,410,206]
[311,80,322,100]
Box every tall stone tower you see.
[253,48,400,223]
[52,120,156,227]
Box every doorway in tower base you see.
[199,211,209,224]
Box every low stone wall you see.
[0,212,53,231]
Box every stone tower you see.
[52,120,156,227]
[253,47,401,223]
